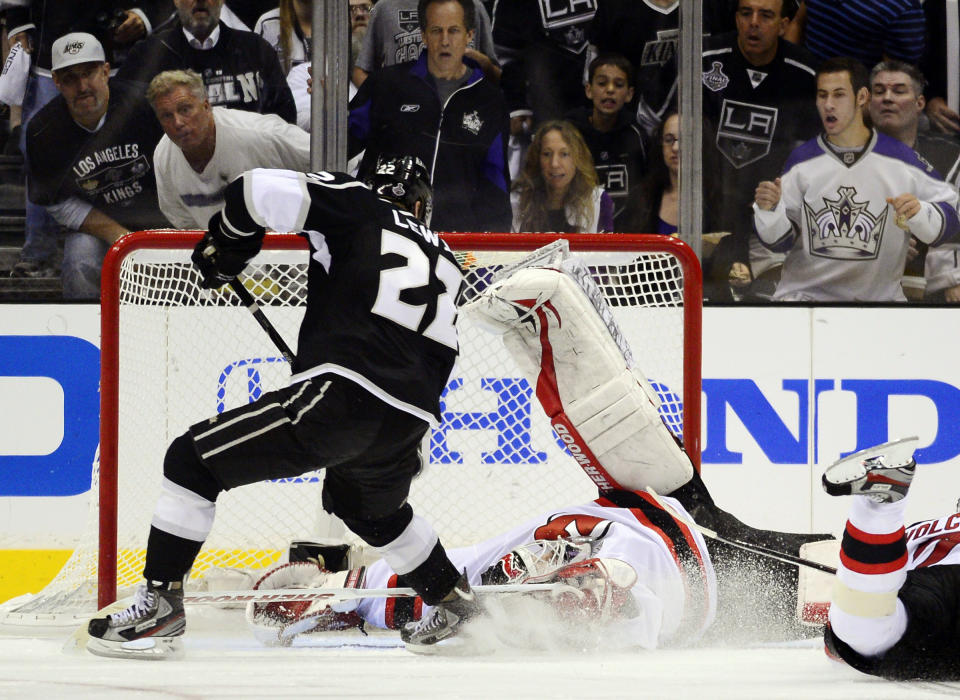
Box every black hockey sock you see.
[398,541,461,606]
[143,526,204,583]
[164,433,222,502]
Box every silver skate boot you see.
[822,437,919,503]
[86,581,185,659]
[401,572,483,652]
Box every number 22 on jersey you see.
[371,229,462,350]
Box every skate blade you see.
[62,597,133,657]
[824,436,919,484]
[404,634,496,656]
[86,635,184,660]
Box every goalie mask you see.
[366,154,433,226]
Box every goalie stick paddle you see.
[181,582,566,605]
[228,277,296,365]
[645,488,837,575]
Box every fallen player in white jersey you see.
[247,492,717,651]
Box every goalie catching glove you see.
[480,537,638,624]
[191,210,264,289]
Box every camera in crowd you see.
[96,8,129,35]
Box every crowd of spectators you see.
[0,0,958,304]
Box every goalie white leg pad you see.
[796,539,840,625]
[467,266,692,494]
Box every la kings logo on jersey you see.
[642,28,679,67]
[716,99,777,168]
[537,0,597,29]
[394,9,423,64]
[462,110,482,135]
[595,163,628,201]
[537,0,596,53]
[804,186,888,260]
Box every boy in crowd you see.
[566,54,650,232]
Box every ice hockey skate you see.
[401,572,483,653]
[86,582,185,659]
[822,437,919,503]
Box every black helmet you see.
[366,154,433,226]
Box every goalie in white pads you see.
[248,493,717,650]
[462,244,832,633]
[821,437,960,680]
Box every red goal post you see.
[3,231,701,621]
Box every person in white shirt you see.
[147,69,312,229]
[753,56,960,302]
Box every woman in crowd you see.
[629,111,679,235]
[511,120,614,233]
[255,0,313,75]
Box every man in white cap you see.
[24,32,168,299]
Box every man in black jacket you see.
[348,0,511,233]
[116,0,296,123]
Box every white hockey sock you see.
[829,495,909,657]
[151,477,217,542]
[372,514,438,576]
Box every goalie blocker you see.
[463,261,693,495]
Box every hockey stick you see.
[645,488,838,575]
[228,277,296,365]
[62,582,571,656]
[181,582,566,606]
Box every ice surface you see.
[0,607,955,699]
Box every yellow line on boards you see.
[0,550,72,603]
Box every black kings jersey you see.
[589,0,732,125]
[698,33,820,240]
[231,168,464,426]
[25,80,166,231]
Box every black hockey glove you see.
[191,212,259,289]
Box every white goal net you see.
[1,231,701,624]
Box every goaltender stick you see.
[87,156,482,658]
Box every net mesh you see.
[1,233,695,624]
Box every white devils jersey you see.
[354,495,717,648]
[754,130,960,301]
[905,512,960,570]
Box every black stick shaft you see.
[645,488,836,575]
[228,278,296,366]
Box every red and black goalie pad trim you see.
[383,573,422,630]
[840,521,908,575]
[514,297,623,493]
[597,489,712,635]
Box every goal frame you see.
[100,231,702,608]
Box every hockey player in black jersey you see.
[86,155,481,658]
